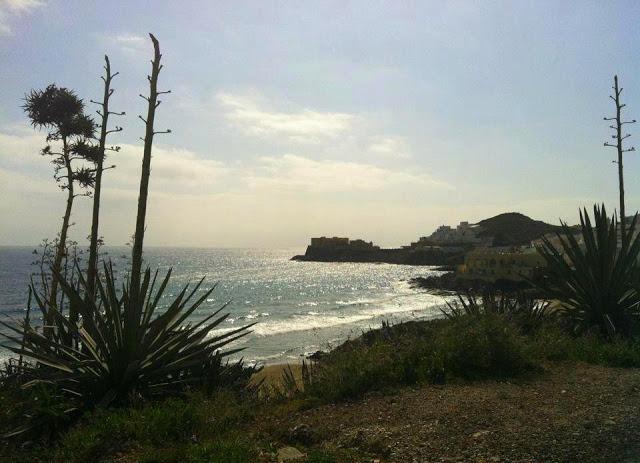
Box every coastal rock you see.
[277,446,305,462]
[307,350,327,361]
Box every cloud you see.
[0,125,448,197]
[2,0,43,11]
[245,154,449,193]
[0,126,232,195]
[0,125,452,246]
[110,33,149,55]
[217,92,354,143]
[108,148,445,197]
[0,126,52,176]
[368,136,412,159]
[107,143,231,195]
[0,0,44,35]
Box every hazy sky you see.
[1,1,640,248]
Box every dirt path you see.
[280,363,640,462]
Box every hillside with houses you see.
[293,212,568,284]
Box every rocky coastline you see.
[291,245,466,266]
[409,270,542,296]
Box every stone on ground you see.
[277,446,306,462]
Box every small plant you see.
[536,205,640,338]
[281,363,300,397]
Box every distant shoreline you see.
[292,247,465,266]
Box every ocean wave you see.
[249,295,448,337]
[334,298,377,306]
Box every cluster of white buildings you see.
[412,221,490,248]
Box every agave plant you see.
[536,205,640,338]
[442,290,551,334]
[269,360,316,400]
[1,262,254,413]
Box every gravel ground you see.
[278,362,640,462]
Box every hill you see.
[476,212,561,246]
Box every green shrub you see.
[51,390,255,463]
[304,342,399,402]
[183,439,255,463]
[524,325,574,361]
[305,315,536,403]
[0,382,76,441]
[526,325,640,367]
[307,451,339,463]
[433,314,536,379]
[122,438,256,463]
[54,398,202,461]
[569,336,640,367]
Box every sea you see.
[0,246,448,365]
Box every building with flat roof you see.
[310,237,349,248]
[309,237,380,250]
[457,246,545,282]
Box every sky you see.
[1,0,640,248]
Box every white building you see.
[426,221,487,245]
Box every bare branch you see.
[153,129,172,135]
